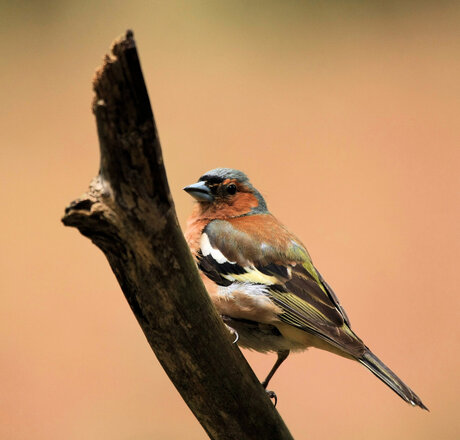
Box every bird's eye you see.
[226,184,237,195]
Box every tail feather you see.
[359,350,428,411]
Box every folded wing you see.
[200,216,365,357]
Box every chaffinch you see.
[184,168,427,409]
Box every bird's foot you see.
[223,323,239,344]
[265,389,278,407]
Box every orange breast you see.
[184,205,209,256]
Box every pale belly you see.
[203,278,304,352]
[221,315,307,353]
[203,275,355,359]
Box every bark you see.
[62,30,294,440]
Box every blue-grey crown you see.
[199,168,267,213]
[199,168,249,183]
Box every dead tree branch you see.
[62,30,294,440]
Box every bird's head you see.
[184,168,267,218]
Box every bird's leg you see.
[262,350,289,406]
[262,350,290,389]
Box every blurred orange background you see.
[1,2,459,439]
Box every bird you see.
[183,167,427,410]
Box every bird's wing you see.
[200,216,363,353]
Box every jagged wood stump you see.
[62,30,294,440]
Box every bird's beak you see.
[183,181,214,202]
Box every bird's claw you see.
[224,323,239,344]
[265,389,278,407]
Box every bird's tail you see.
[359,349,428,410]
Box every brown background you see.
[1,2,459,439]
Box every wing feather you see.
[202,217,363,354]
